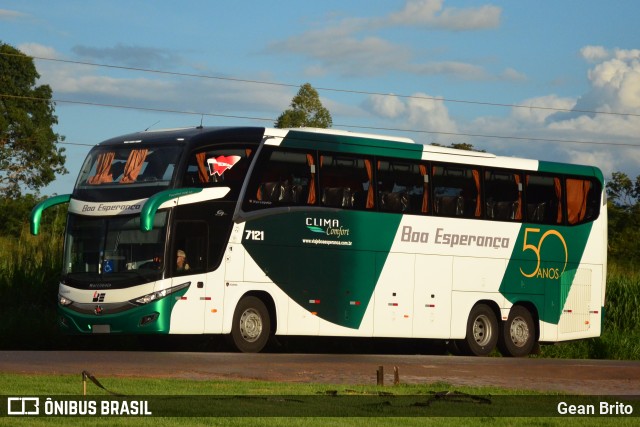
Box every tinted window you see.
[243,148,316,211]
[485,170,522,221]
[432,164,481,218]
[172,221,207,276]
[182,147,252,196]
[525,174,563,224]
[319,154,374,210]
[377,159,429,214]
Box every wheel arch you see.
[475,299,502,324]
[241,290,277,334]
[508,301,540,341]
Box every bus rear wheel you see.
[230,296,271,353]
[498,306,536,357]
[458,304,498,356]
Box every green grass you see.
[0,374,638,426]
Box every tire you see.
[230,296,271,353]
[498,305,536,357]
[458,304,499,356]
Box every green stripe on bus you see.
[499,222,593,324]
[59,286,188,334]
[537,161,604,182]
[30,194,71,235]
[242,210,402,329]
[140,187,202,232]
[281,130,424,160]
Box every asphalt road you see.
[1,351,638,395]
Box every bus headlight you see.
[59,295,73,306]
[131,281,191,306]
[135,289,167,305]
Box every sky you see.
[2,0,640,195]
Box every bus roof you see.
[90,126,602,180]
[95,126,267,148]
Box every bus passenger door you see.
[168,221,208,334]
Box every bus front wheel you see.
[498,306,536,357]
[458,304,498,356]
[230,296,271,353]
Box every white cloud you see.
[267,1,501,80]
[268,28,412,78]
[564,146,640,179]
[367,94,406,118]
[269,27,489,80]
[511,95,576,124]
[386,0,501,30]
[469,47,640,177]
[570,47,640,122]
[19,44,295,120]
[501,68,527,82]
[72,43,182,69]
[406,93,458,134]
[580,45,610,63]
[0,9,27,20]
[409,61,489,80]
[18,42,58,58]
[364,92,457,143]
[613,48,640,61]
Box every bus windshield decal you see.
[207,155,241,176]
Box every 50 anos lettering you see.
[519,227,568,280]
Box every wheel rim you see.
[509,316,530,348]
[472,314,493,347]
[239,308,263,343]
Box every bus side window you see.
[377,160,429,214]
[320,154,374,210]
[172,221,207,276]
[432,165,481,218]
[567,177,600,225]
[182,147,252,200]
[243,148,316,211]
[525,174,563,224]
[485,170,522,221]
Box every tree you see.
[430,142,485,152]
[0,42,66,197]
[605,171,640,265]
[0,194,66,237]
[275,83,332,129]
[606,171,639,209]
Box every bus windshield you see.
[75,145,182,189]
[63,212,168,287]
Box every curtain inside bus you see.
[120,149,149,183]
[88,152,115,184]
[567,178,591,224]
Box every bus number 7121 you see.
[245,230,265,241]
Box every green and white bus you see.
[31,126,607,356]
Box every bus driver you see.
[176,250,190,272]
